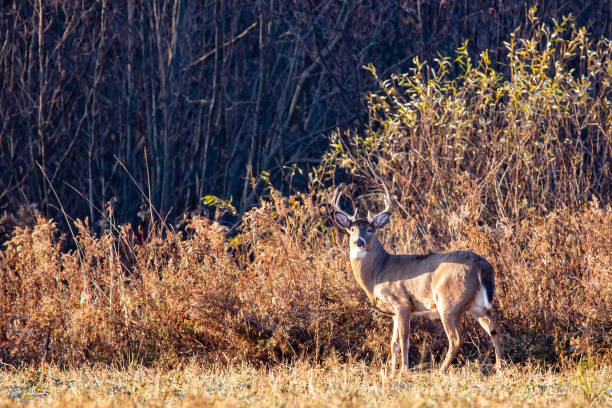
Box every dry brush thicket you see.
[1,12,611,367]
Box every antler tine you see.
[380,182,392,213]
[331,184,357,221]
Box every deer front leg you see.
[398,308,411,370]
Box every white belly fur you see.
[372,286,441,319]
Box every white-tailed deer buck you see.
[331,184,503,371]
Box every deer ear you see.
[334,212,352,229]
[371,212,391,229]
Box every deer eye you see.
[367,227,373,233]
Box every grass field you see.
[0,11,610,408]
[1,360,610,407]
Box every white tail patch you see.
[474,274,493,311]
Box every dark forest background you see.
[1,0,611,233]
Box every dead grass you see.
[1,193,609,367]
[0,7,609,391]
[0,360,610,407]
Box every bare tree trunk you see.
[241,10,265,211]
[87,0,108,224]
[125,0,135,209]
[201,0,222,197]
[37,0,47,214]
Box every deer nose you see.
[356,238,366,248]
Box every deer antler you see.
[380,182,392,213]
[368,182,392,223]
[331,184,358,222]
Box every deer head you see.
[331,184,392,256]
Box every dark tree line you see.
[0,0,610,234]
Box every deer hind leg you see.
[439,311,462,371]
[390,315,400,370]
[470,309,503,371]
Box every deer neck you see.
[349,237,389,300]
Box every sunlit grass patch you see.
[0,360,610,407]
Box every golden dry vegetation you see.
[0,9,611,407]
[1,360,610,407]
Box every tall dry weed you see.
[0,11,610,367]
